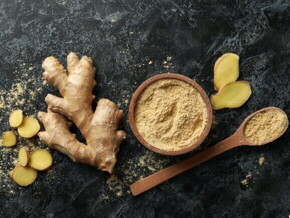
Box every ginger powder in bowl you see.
[129,73,213,155]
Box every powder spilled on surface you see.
[258,155,265,165]
[135,79,208,151]
[104,149,170,199]
[244,109,288,144]
[241,172,252,186]
[0,64,45,194]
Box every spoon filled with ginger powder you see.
[129,74,212,155]
[130,107,288,196]
[244,108,288,144]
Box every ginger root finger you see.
[18,147,30,167]
[28,149,53,171]
[1,131,17,147]
[9,109,24,128]
[10,165,37,186]
[17,117,40,138]
[214,53,239,91]
[211,81,252,110]
[38,110,86,162]
[42,56,68,95]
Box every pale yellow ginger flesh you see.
[1,131,17,147]
[10,165,37,186]
[37,52,126,173]
[9,109,24,128]
[214,53,239,91]
[17,117,40,138]
[211,81,252,110]
[28,149,53,170]
[18,147,30,167]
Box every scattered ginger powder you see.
[244,109,288,144]
[135,79,208,151]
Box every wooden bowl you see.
[129,73,213,155]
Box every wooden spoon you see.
[130,107,289,196]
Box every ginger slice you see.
[214,53,239,91]
[1,131,17,147]
[211,81,252,110]
[10,165,37,186]
[18,147,30,167]
[9,109,24,128]
[17,117,40,138]
[28,149,53,171]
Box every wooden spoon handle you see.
[130,134,242,196]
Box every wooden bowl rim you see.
[128,73,213,155]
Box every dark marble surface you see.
[0,0,290,217]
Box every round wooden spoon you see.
[130,107,289,196]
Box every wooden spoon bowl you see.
[128,73,213,155]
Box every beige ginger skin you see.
[38,52,126,173]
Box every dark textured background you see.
[0,0,290,217]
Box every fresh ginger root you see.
[10,165,37,186]
[1,131,17,147]
[29,149,53,170]
[18,147,30,167]
[214,53,239,91]
[211,81,252,110]
[17,117,40,138]
[38,52,126,173]
[9,109,23,128]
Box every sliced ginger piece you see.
[19,147,30,167]
[214,53,239,91]
[211,81,252,110]
[9,109,24,128]
[1,131,17,147]
[10,165,37,186]
[17,117,40,138]
[29,149,53,170]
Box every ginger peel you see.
[38,52,126,173]
[214,53,239,91]
[18,147,30,167]
[211,81,252,110]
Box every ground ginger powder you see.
[244,109,288,144]
[135,79,208,151]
